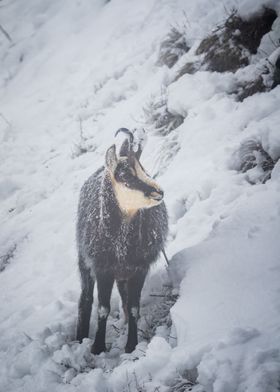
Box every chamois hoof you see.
[76,333,87,344]
[91,343,106,355]
[125,344,135,354]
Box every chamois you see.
[76,128,168,354]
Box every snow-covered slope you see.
[1,0,280,391]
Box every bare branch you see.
[0,112,11,127]
[0,22,12,43]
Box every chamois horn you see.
[115,128,144,159]
[115,128,133,157]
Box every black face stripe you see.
[131,177,156,195]
[135,159,150,177]
[114,160,136,183]
[114,159,158,197]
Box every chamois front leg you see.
[76,257,95,342]
[117,280,128,322]
[92,272,114,355]
[125,270,147,353]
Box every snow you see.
[1,0,280,391]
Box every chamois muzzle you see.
[149,189,164,201]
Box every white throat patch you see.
[107,166,162,217]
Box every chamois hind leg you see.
[76,256,95,342]
[125,270,147,353]
[92,272,114,354]
[117,280,128,322]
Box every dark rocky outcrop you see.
[196,8,277,73]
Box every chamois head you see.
[105,128,164,215]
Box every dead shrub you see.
[139,284,178,343]
[143,95,184,136]
[0,244,17,272]
[236,76,266,101]
[150,133,181,179]
[142,94,184,177]
[71,118,97,158]
[272,54,280,88]
[157,27,189,68]
[168,368,198,392]
[174,61,201,81]
[232,139,276,184]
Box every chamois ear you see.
[105,145,118,172]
